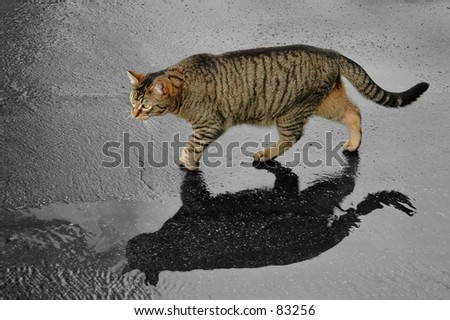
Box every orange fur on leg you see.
[315,82,362,151]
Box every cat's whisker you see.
[145,119,158,132]
[126,114,133,126]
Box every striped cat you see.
[127,44,429,170]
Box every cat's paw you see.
[343,140,359,152]
[253,150,271,162]
[179,160,199,171]
[179,150,199,171]
[180,158,198,171]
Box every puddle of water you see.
[0,197,181,299]
[125,153,416,287]
[1,152,418,298]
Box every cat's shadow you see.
[125,152,415,286]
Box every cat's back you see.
[174,44,340,74]
[218,44,339,61]
[170,45,342,123]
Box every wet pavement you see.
[1,0,450,299]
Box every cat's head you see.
[127,70,176,120]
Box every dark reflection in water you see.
[126,152,415,286]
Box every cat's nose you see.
[132,108,141,118]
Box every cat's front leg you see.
[179,146,199,171]
[179,126,224,171]
[254,116,306,162]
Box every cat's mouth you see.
[132,112,150,121]
[132,113,149,121]
[131,108,150,120]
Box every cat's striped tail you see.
[338,56,429,107]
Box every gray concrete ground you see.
[1,0,449,299]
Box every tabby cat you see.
[127,44,429,170]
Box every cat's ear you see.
[153,78,175,97]
[127,70,145,86]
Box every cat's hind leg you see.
[341,110,361,152]
[314,83,361,152]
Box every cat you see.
[127,44,429,170]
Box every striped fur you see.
[127,45,429,170]
[338,56,429,107]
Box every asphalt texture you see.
[1,0,449,299]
